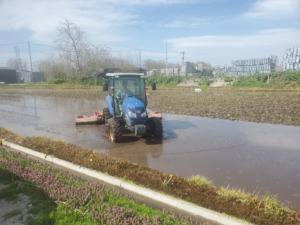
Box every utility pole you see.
[181,51,185,63]
[165,40,168,76]
[28,42,34,83]
[139,49,141,70]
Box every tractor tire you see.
[103,108,112,124]
[148,117,163,139]
[108,119,122,143]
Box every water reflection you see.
[163,119,196,140]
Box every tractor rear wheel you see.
[108,119,122,143]
[148,117,163,139]
[103,108,112,124]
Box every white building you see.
[160,67,180,76]
[180,62,195,75]
[230,57,276,76]
[282,46,300,71]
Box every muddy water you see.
[0,93,300,209]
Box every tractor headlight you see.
[128,108,136,118]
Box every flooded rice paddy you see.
[0,90,299,209]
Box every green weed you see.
[162,174,173,187]
[188,175,213,187]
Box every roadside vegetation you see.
[231,70,300,88]
[146,70,300,88]
[1,70,299,89]
[0,167,57,225]
[146,73,184,87]
[0,148,201,225]
[1,127,300,225]
[47,76,106,86]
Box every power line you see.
[111,49,180,54]
[31,42,55,48]
[0,42,28,46]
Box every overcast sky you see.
[0,0,299,68]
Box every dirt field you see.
[147,88,300,126]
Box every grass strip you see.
[1,127,300,224]
[0,167,57,225]
[0,149,203,225]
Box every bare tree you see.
[56,19,87,83]
[144,59,166,70]
[55,19,114,83]
[37,54,73,81]
[7,46,28,70]
[81,44,111,76]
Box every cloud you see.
[161,17,209,28]
[168,28,300,65]
[0,0,207,45]
[108,0,200,5]
[0,0,142,44]
[1,0,299,67]
[169,28,300,48]
[243,0,300,21]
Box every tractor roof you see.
[106,73,145,77]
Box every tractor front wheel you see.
[108,119,122,143]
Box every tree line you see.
[7,19,178,84]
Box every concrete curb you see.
[2,140,251,225]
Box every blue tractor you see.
[102,73,162,143]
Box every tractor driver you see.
[116,80,133,102]
[115,80,133,116]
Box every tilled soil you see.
[147,88,300,126]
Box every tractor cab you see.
[105,73,147,119]
[103,73,148,124]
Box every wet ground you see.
[0,91,300,209]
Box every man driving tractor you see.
[115,80,133,116]
[116,80,133,101]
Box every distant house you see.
[180,62,195,75]
[160,67,180,76]
[148,61,196,76]
[0,67,45,84]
